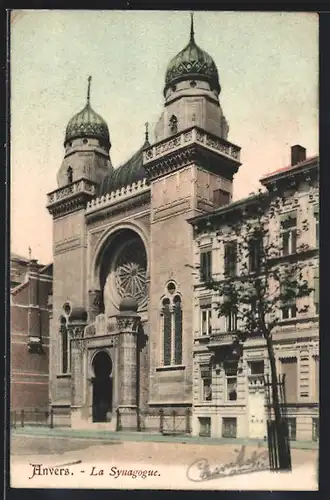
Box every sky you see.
[10,10,318,264]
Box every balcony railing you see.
[47,179,97,206]
[207,331,235,348]
[86,178,149,213]
[143,126,241,165]
[248,374,265,389]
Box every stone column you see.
[116,298,141,430]
[68,323,86,429]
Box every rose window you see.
[113,239,147,305]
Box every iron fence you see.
[116,407,192,435]
[10,407,71,429]
[11,406,192,435]
[264,374,292,471]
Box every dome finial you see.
[87,75,92,105]
[145,122,149,142]
[190,12,195,42]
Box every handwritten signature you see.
[186,445,269,482]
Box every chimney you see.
[291,145,306,166]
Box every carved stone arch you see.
[91,220,150,291]
[173,291,183,307]
[159,295,169,309]
[90,348,113,378]
[91,222,149,314]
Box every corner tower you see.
[47,78,112,414]
[143,15,242,412]
[57,76,113,188]
[155,14,229,143]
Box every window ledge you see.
[277,316,319,327]
[57,373,71,379]
[156,365,186,372]
[278,318,298,326]
[195,335,210,341]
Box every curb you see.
[11,427,318,450]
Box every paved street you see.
[10,433,318,490]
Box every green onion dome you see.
[164,15,221,96]
[64,76,110,148]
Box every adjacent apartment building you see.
[189,147,319,442]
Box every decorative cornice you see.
[84,334,119,347]
[85,190,150,223]
[86,178,150,214]
[143,126,241,181]
[261,160,319,191]
[47,179,97,219]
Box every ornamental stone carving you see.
[68,326,85,339]
[117,316,141,333]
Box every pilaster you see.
[116,309,141,429]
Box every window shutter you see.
[200,252,206,279]
[314,267,319,305]
[314,357,319,400]
[281,358,297,403]
[208,251,212,279]
[224,244,228,272]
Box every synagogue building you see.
[45,17,319,440]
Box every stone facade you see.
[45,20,318,440]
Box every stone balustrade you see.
[208,331,235,348]
[85,178,150,214]
[248,374,265,389]
[47,179,97,206]
[143,126,241,165]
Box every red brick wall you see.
[11,270,52,409]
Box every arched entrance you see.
[92,350,113,423]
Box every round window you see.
[112,238,147,306]
[167,282,176,294]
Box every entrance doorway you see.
[92,350,113,423]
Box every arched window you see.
[162,298,172,366]
[160,285,183,366]
[60,316,69,374]
[67,167,73,184]
[174,295,182,365]
[169,115,178,134]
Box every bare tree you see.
[202,189,314,469]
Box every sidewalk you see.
[11,425,318,450]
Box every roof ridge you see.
[261,155,318,180]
